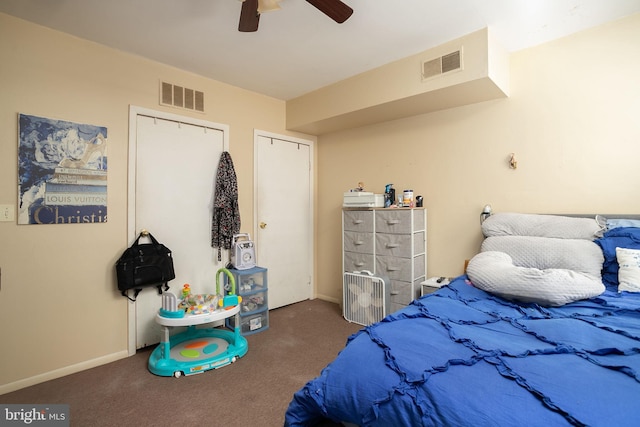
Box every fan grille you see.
[343,272,389,326]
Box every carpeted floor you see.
[0,299,362,427]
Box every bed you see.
[284,213,640,427]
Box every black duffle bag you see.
[116,231,175,301]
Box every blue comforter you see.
[285,276,640,426]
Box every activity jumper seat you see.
[148,268,249,377]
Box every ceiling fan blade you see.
[306,0,353,24]
[239,0,260,32]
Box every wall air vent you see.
[160,81,205,112]
[421,48,463,81]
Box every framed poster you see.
[18,114,108,224]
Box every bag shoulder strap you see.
[121,282,170,302]
[122,288,142,302]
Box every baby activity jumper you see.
[148,268,249,377]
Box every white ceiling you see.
[2,0,640,100]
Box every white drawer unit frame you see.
[342,208,427,313]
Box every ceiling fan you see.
[238,0,353,32]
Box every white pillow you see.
[616,247,640,292]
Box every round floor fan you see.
[238,0,353,32]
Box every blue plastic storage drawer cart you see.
[225,266,269,335]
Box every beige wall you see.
[0,13,311,392]
[314,14,640,302]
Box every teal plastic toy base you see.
[148,325,248,377]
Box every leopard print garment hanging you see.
[211,151,240,261]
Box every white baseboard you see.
[0,350,129,395]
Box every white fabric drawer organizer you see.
[342,208,427,315]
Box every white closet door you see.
[133,114,225,349]
[255,134,313,308]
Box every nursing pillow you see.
[481,235,603,278]
[467,251,605,306]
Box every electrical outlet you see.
[0,204,15,222]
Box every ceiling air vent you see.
[160,81,205,113]
[421,48,463,81]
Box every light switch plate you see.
[0,204,15,222]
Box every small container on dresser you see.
[225,266,269,335]
[342,207,427,314]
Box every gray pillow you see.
[482,213,602,240]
